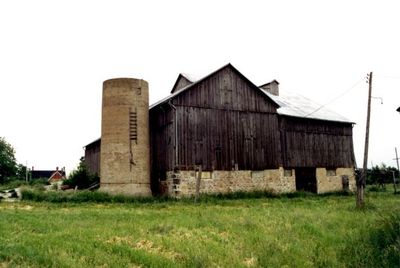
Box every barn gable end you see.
[171,74,194,93]
[171,64,279,113]
[150,64,282,194]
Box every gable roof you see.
[262,90,353,123]
[31,169,66,180]
[170,73,197,93]
[48,170,66,182]
[150,63,280,110]
[259,79,280,88]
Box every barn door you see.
[295,168,317,193]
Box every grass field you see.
[0,190,399,267]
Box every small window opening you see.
[284,169,293,177]
[326,168,337,176]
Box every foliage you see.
[0,137,18,183]
[20,188,353,204]
[63,157,99,189]
[0,179,49,192]
[0,137,27,184]
[367,163,399,185]
[0,191,399,267]
[368,185,387,192]
[28,178,49,187]
[0,180,26,191]
[21,189,156,203]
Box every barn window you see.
[284,169,293,177]
[129,110,137,142]
[326,168,337,176]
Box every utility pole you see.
[25,161,28,183]
[195,165,202,203]
[393,148,400,193]
[357,72,373,208]
[394,148,400,173]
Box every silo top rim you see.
[103,78,147,85]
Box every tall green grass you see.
[0,179,48,191]
[0,190,398,267]
[343,212,400,267]
[20,188,352,204]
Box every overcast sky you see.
[1,0,399,173]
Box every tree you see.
[367,164,398,186]
[63,157,99,189]
[0,137,18,183]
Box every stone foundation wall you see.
[163,168,296,197]
[316,167,356,194]
[162,167,356,197]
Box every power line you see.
[376,74,400,79]
[304,77,364,118]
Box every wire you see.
[376,75,400,79]
[304,77,364,118]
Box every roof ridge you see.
[151,63,280,109]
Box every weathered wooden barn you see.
[84,138,100,176]
[86,63,356,196]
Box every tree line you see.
[0,137,99,189]
[0,137,27,183]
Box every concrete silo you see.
[100,78,151,196]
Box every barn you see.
[85,63,356,196]
[84,138,100,176]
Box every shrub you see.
[63,157,99,190]
[368,185,387,192]
[0,180,27,191]
[20,188,354,205]
[367,164,399,185]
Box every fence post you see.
[195,165,202,202]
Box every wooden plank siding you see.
[280,116,355,168]
[175,106,280,171]
[84,139,101,175]
[150,104,175,178]
[150,65,281,172]
[171,75,193,93]
[171,66,277,113]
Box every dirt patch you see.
[19,205,33,210]
[0,204,33,211]
[105,237,181,260]
[243,257,257,267]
